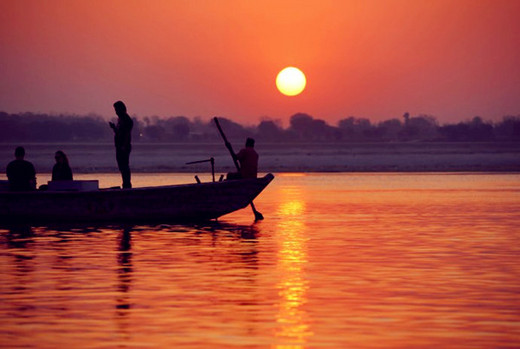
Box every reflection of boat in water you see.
[0,174,274,223]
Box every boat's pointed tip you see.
[265,173,275,182]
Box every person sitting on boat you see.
[6,146,37,191]
[227,137,259,180]
[109,100,133,189]
[52,150,73,181]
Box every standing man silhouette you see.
[110,101,133,189]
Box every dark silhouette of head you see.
[14,146,25,159]
[114,101,127,117]
[245,138,255,148]
[55,150,69,164]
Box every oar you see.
[213,117,264,221]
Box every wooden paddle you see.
[214,117,264,221]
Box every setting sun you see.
[276,67,306,96]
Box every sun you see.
[276,67,306,96]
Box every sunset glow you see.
[0,0,519,124]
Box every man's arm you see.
[236,149,245,161]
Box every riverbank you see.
[1,142,519,173]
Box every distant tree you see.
[214,117,247,141]
[164,116,191,141]
[338,117,372,141]
[172,123,190,140]
[257,119,283,141]
[289,113,314,140]
[438,123,470,141]
[468,116,494,141]
[400,114,438,141]
[495,115,520,141]
[288,113,338,141]
[188,117,211,140]
[0,112,18,141]
[70,116,111,141]
[131,118,144,142]
[439,116,494,142]
[375,118,403,141]
[143,125,166,141]
[311,118,340,141]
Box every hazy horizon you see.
[2,109,519,128]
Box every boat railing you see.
[186,157,223,183]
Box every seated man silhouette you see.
[227,138,259,180]
[6,146,37,191]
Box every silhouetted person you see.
[6,146,36,191]
[228,138,259,180]
[52,150,73,181]
[110,101,133,189]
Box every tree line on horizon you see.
[0,111,518,143]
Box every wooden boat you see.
[0,174,274,223]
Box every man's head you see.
[113,101,127,116]
[245,138,255,148]
[14,146,25,159]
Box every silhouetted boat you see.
[0,174,274,223]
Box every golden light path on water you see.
[275,184,312,348]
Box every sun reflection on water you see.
[1,174,519,347]
[275,188,313,348]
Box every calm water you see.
[0,173,519,348]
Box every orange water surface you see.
[0,173,519,348]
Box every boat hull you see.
[0,174,274,223]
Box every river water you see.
[0,173,519,348]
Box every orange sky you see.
[1,0,519,125]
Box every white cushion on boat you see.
[47,180,99,192]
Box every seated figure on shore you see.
[227,138,259,180]
[52,150,73,181]
[6,146,36,191]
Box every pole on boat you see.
[213,117,264,221]
[186,157,215,182]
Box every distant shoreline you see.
[1,142,519,174]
